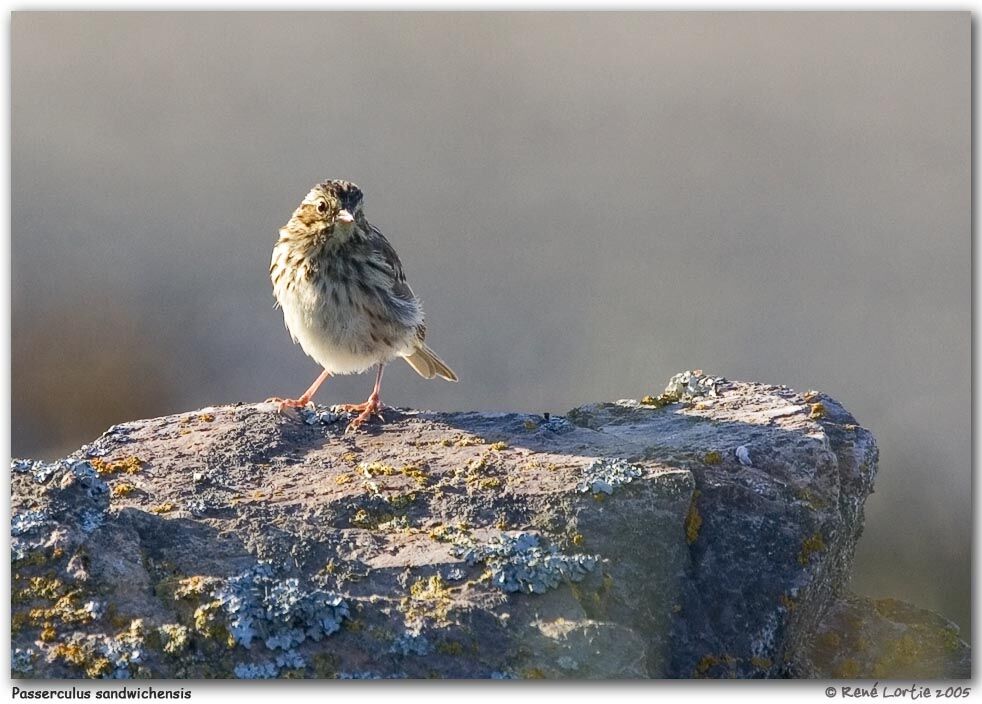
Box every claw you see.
[342,396,384,433]
[264,397,310,413]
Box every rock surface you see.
[10,372,969,679]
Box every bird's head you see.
[279,180,366,246]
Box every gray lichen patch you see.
[299,405,347,427]
[576,458,643,495]
[640,370,729,408]
[233,650,306,679]
[453,532,597,594]
[213,562,349,650]
[12,458,67,484]
[11,508,52,561]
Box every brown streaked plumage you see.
[267,180,457,432]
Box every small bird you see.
[268,180,457,431]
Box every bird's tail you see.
[402,343,458,382]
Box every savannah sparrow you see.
[268,180,457,431]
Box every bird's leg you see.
[343,364,386,432]
[266,369,331,412]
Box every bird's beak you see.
[337,209,355,224]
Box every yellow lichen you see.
[50,641,112,679]
[388,492,418,510]
[400,463,430,487]
[809,403,826,419]
[149,502,177,515]
[351,509,374,528]
[111,483,136,498]
[360,461,396,477]
[428,522,470,543]
[571,533,585,547]
[798,533,827,566]
[522,667,546,679]
[523,419,538,431]
[174,575,214,600]
[39,622,56,641]
[703,451,722,465]
[640,394,671,408]
[455,436,485,447]
[778,593,797,612]
[750,656,772,670]
[87,659,112,678]
[402,575,455,624]
[198,413,215,422]
[341,451,360,464]
[488,441,509,452]
[27,589,95,627]
[335,473,353,485]
[685,490,703,544]
[17,575,66,601]
[51,643,87,666]
[467,456,487,473]
[90,456,143,476]
[194,602,234,648]
[158,623,190,655]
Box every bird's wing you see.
[368,224,425,328]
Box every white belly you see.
[275,273,415,375]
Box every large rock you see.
[805,593,971,679]
[10,372,967,678]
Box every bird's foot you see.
[341,395,384,433]
[265,396,311,413]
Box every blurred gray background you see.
[12,12,970,636]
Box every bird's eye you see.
[316,201,328,214]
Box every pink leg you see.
[342,365,386,432]
[266,369,331,412]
